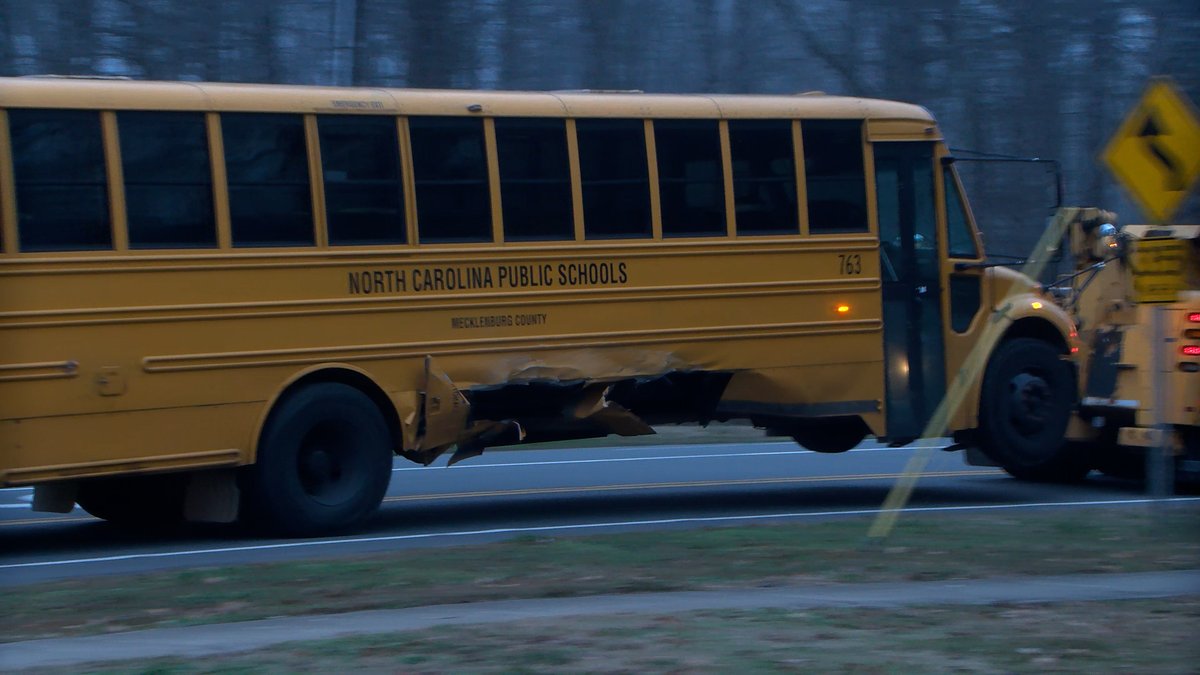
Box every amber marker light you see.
[836,304,851,314]
[1031,301,1043,310]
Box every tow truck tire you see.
[979,337,1088,482]
[242,383,393,537]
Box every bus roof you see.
[0,77,936,122]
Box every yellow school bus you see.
[0,77,1079,535]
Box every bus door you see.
[874,142,947,442]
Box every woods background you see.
[2,0,1198,257]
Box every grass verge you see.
[39,599,1200,674]
[3,503,1197,644]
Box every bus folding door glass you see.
[944,166,981,333]
[409,116,492,243]
[728,120,798,235]
[576,119,652,239]
[495,118,573,241]
[944,167,979,259]
[118,112,216,249]
[802,120,868,234]
[8,109,111,251]
[221,113,314,247]
[655,120,726,237]
[318,115,405,245]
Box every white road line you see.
[394,444,932,471]
[3,496,1196,571]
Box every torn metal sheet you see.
[571,383,654,436]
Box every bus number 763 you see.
[838,254,862,275]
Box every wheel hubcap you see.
[1009,372,1050,435]
[297,423,354,505]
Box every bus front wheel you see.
[242,383,393,537]
[978,337,1086,481]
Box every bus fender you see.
[997,292,1076,353]
[251,363,396,464]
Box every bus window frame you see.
[219,111,319,250]
[0,109,897,255]
[398,116,419,248]
[408,114,495,246]
[800,118,873,238]
[304,114,329,248]
[574,117,655,243]
[650,118,730,240]
[101,111,128,251]
[492,116,577,245]
[314,113,412,249]
[726,118,805,238]
[941,163,984,262]
[208,112,234,251]
[115,110,225,252]
[5,108,117,256]
[0,110,18,255]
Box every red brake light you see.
[1183,345,1200,357]
[1189,313,1200,323]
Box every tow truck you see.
[1054,208,1200,482]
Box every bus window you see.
[944,167,979,259]
[317,115,405,246]
[9,109,112,252]
[221,113,314,247]
[803,120,868,234]
[118,112,216,249]
[495,118,573,241]
[576,118,652,239]
[654,119,726,238]
[409,116,492,244]
[728,120,798,235]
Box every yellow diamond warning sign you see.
[1103,79,1200,224]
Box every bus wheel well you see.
[1002,317,1068,354]
[265,369,402,456]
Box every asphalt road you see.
[0,434,1177,585]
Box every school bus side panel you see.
[0,240,883,484]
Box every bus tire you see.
[242,383,393,537]
[77,474,186,528]
[979,337,1086,481]
[791,420,867,454]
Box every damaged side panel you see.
[399,355,743,466]
[393,345,883,461]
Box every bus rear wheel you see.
[76,474,187,528]
[242,383,393,537]
[978,337,1086,481]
